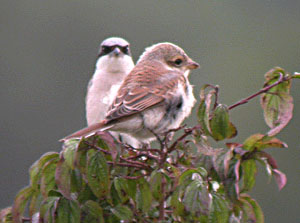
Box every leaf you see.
[240,194,264,223]
[55,157,72,199]
[63,139,79,169]
[0,207,12,223]
[87,151,110,199]
[113,177,130,203]
[55,198,80,223]
[12,186,34,223]
[241,160,257,192]
[170,189,185,216]
[198,87,215,135]
[28,191,42,217]
[273,169,287,190]
[81,200,104,223]
[243,134,287,151]
[136,178,152,213]
[210,104,237,141]
[39,196,60,223]
[149,171,162,201]
[260,67,293,136]
[183,179,211,216]
[111,204,133,221]
[209,194,229,223]
[29,152,59,189]
[292,72,300,79]
[40,157,59,198]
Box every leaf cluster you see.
[0,67,298,223]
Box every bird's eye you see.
[121,46,129,55]
[174,58,183,66]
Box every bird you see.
[62,42,199,144]
[85,37,141,147]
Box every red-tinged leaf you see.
[55,157,72,199]
[240,194,264,223]
[261,67,293,136]
[243,134,287,151]
[12,186,34,223]
[28,191,42,217]
[198,87,216,135]
[29,152,59,189]
[234,159,241,198]
[183,179,211,216]
[40,157,59,198]
[39,196,60,223]
[224,147,234,177]
[258,151,278,169]
[87,151,110,199]
[273,169,287,190]
[81,200,104,223]
[241,160,257,192]
[0,207,12,222]
[55,198,80,223]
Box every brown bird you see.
[62,42,199,144]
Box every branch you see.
[228,72,287,110]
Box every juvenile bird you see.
[85,37,140,147]
[63,42,199,143]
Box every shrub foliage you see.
[1,67,299,223]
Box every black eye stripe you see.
[98,45,130,57]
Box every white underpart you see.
[86,54,141,147]
[86,54,134,124]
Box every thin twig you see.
[107,161,146,169]
[228,72,286,110]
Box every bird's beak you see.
[187,59,200,70]
[112,47,121,56]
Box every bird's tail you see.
[60,120,109,142]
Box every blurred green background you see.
[1,1,299,222]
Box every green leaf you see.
[171,189,185,216]
[111,204,133,221]
[209,194,229,223]
[136,178,152,213]
[198,87,215,135]
[12,186,34,223]
[55,157,72,199]
[240,194,264,223]
[81,200,104,223]
[29,152,59,189]
[63,139,79,169]
[210,104,237,141]
[243,134,287,151]
[55,198,80,223]
[87,151,110,199]
[39,196,60,223]
[149,170,162,201]
[241,160,257,192]
[28,191,42,217]
[183,179,211,216]
[179,169,203,186]
[113,177,130,203]
[260,67,293,136]
[40,157,59,198]
[292,72,300,79]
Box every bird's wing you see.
[105,65,184,122]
